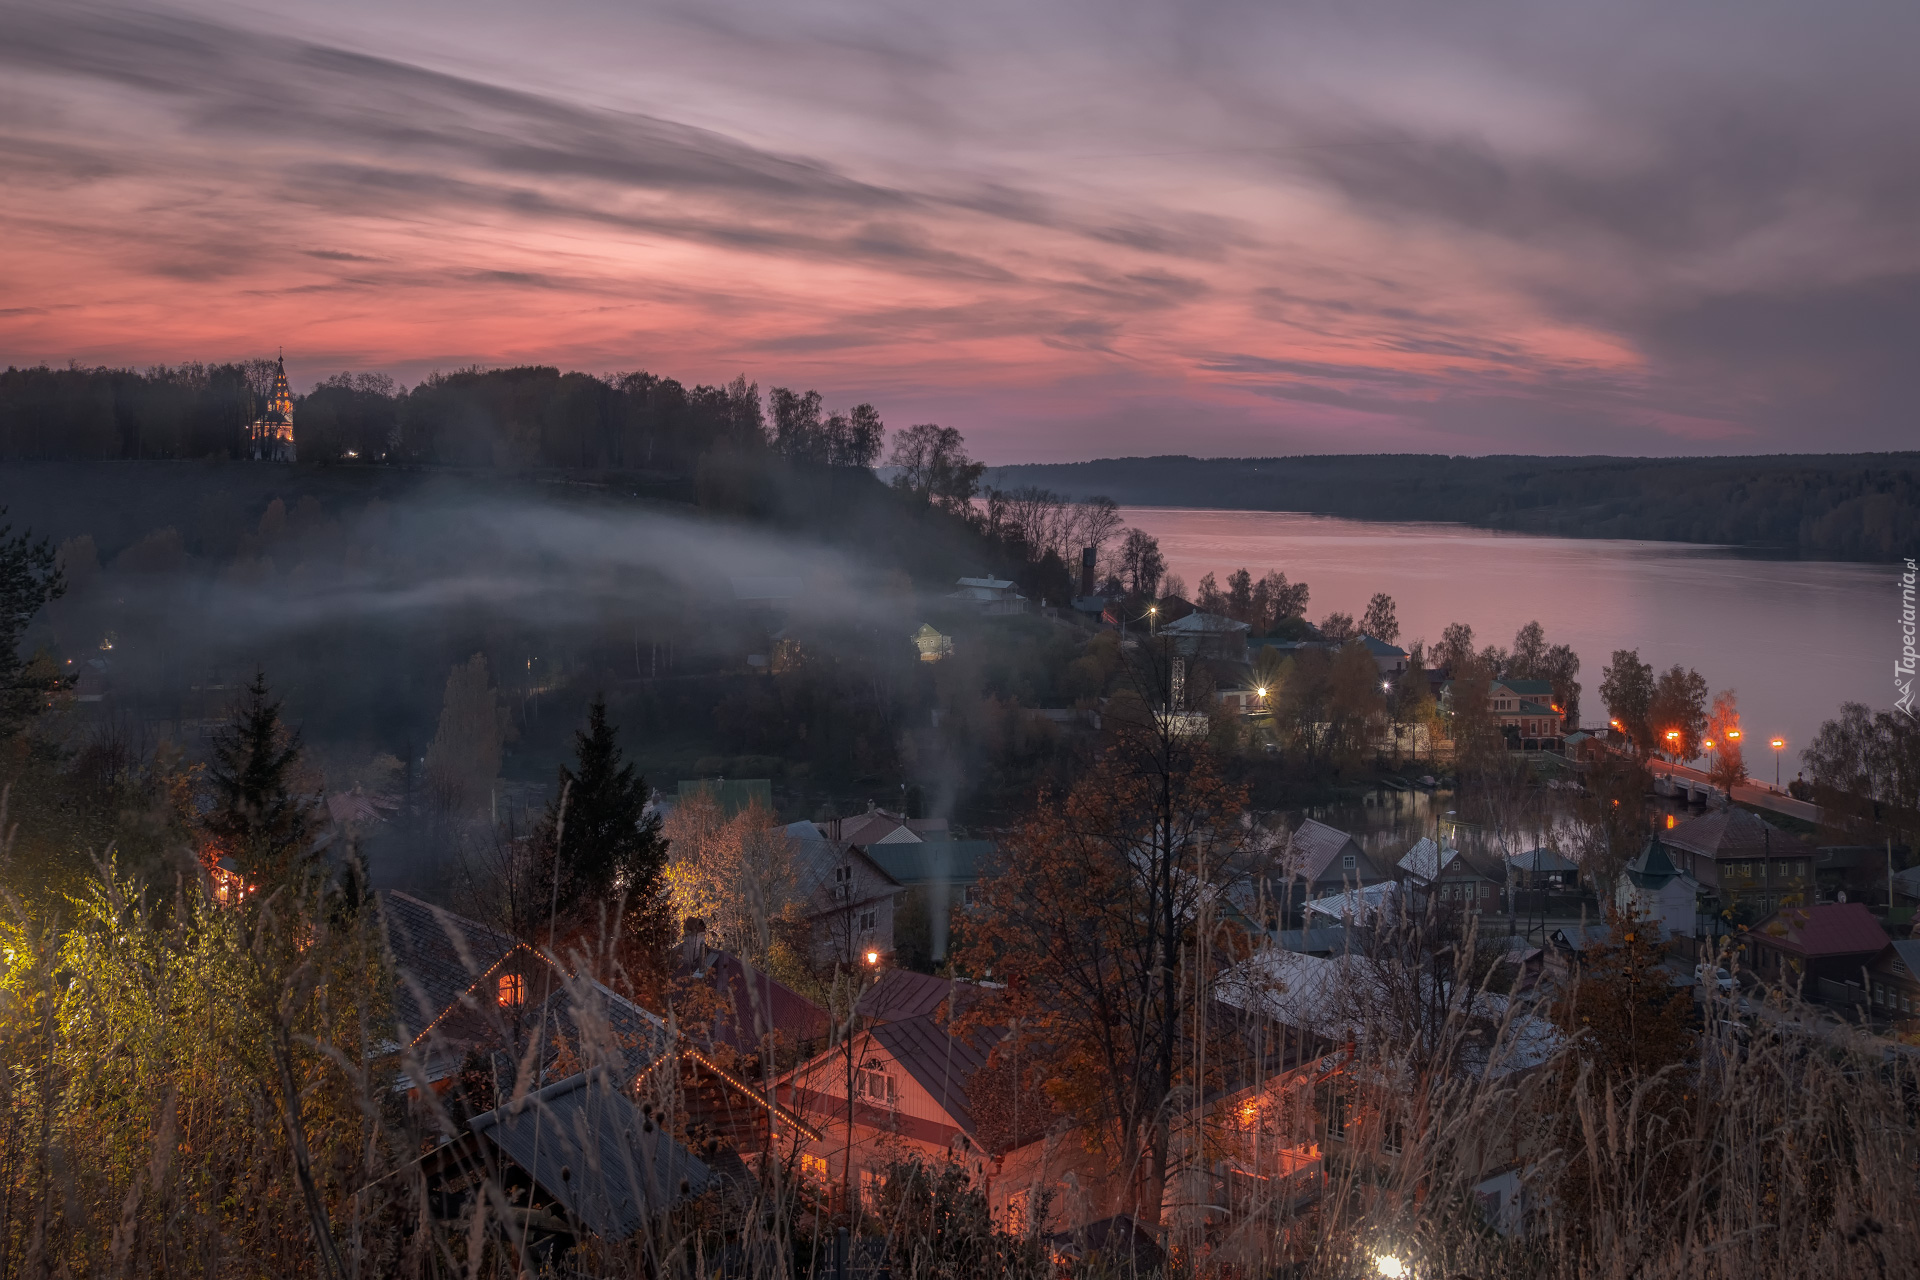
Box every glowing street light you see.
[865,949,880,966]
[1771,736,1786,788]
[1726,728,1741,741]
[1373,1255,1410,1278]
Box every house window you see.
[1381,1107,1404,1155]
[1005,1188,1031,1232]
[800,1154,828,1185]
[962,885,976,906]
[858,908,877,932]
[1342,854,1356,871]
[859,1168,885,1208]
[497,972,525,1007]
[856,1068,898,1108]
[834,865,853,884]
[1325,1089,1348,1140]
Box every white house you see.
[1615,834,1699,940]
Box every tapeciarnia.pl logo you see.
[1898,557,1917,721]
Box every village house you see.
[1505,847,1580,891]
[776,973,1004,1213]
[1487,678,1564,751]
[784,820,907,968]
[1867,939,1920,1024]
[949,575,1027,615]
[863,838,998,964]
[1396,836,1502,914]
[1266,819,1390,926]
[1744,902,1890,999]
[1160,609,1252,662]
[1615,832,1701,943]
[1663,807,1813,918]
[1358,634,1409,678]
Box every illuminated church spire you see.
[249,350,296,461]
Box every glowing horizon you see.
[3,0,1916,462]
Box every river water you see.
[1120,506,1897,787]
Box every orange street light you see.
[1704,738,1714,751]
[865,949,880,966]
[1770,736,1786,788]
[1726,729,1741,741]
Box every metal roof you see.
[862,839,995,886]
[382,891,525,1040]
[1749,902,1890,959]
[471,1070,714,1240]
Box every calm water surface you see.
[1122,507,1896,778]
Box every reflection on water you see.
[1125,506,1892,771]
[1285,787,1583,865]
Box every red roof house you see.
[1745,901,1890,988]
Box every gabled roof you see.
[1358,634,1407,659]
[868,1014,1004,1136]
[1508,847,1580,874]
[1885,939,1920,980]
[676,949,827,1054]
[789,837,903,907]
[383,891,525,1038]
[1286,818,1366,882]
[1162,610,1250,635]
[1303,880,1400,924]
[1398,837,1450,883]
[1494,679,1554,697]
[1666,807,1800,859]
[956,576,1016,591]
[471,1071,713,1239]
[863,840,995,886]
[858,969,965,1023]
[1750,902,1890,959]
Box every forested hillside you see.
[984,454,1920,561]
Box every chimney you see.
[1080,546,1096,599]
[680,917,707,968]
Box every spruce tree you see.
[541,695,669,948]
[205,670,313,881]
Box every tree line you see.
[984,453,1920,562]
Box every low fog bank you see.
[11,461,1078,895]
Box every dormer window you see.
[834,865,853,884]
[1342,854,1356,871]
[497,972,525,1007]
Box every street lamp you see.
[1147,604,1158,636]
[1770,737,1786,788]
[1665,729,1679,761]
[865,949,880,966]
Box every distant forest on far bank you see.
[982,453,1920,561]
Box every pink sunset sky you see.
[3,0,1916,461]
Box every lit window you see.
[497,972,525,1006]
[856,1068,898,1107]
[800,1154,828,1185]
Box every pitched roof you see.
[956,576,1016,590]
[868,1014,1003,1136]
[1303,880,1400,924]
[1495,679,1554,697]
[863,840,995,886]
[1358,634,1407,658]
[1162,610,1250,635]
[1286,819,1365,882]
[1885,939,1920,980]
[1666,807,1801,859]
[471,1071,713,1239]
[1623,834,1691,890]
[676,950,827,1054]
[1750,902,1890,959]
[858,969,960,1023]
[1398,837,1450,883]
[382,891,525,1038]
[1508,847,1580,874]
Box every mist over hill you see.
[982,453,1920,561]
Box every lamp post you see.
[1665,729,1679,763]
[1770,737,1786,789]
[1147,604,1158,636]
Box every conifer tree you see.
[537,694,670,961]
[204,670,313,881]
